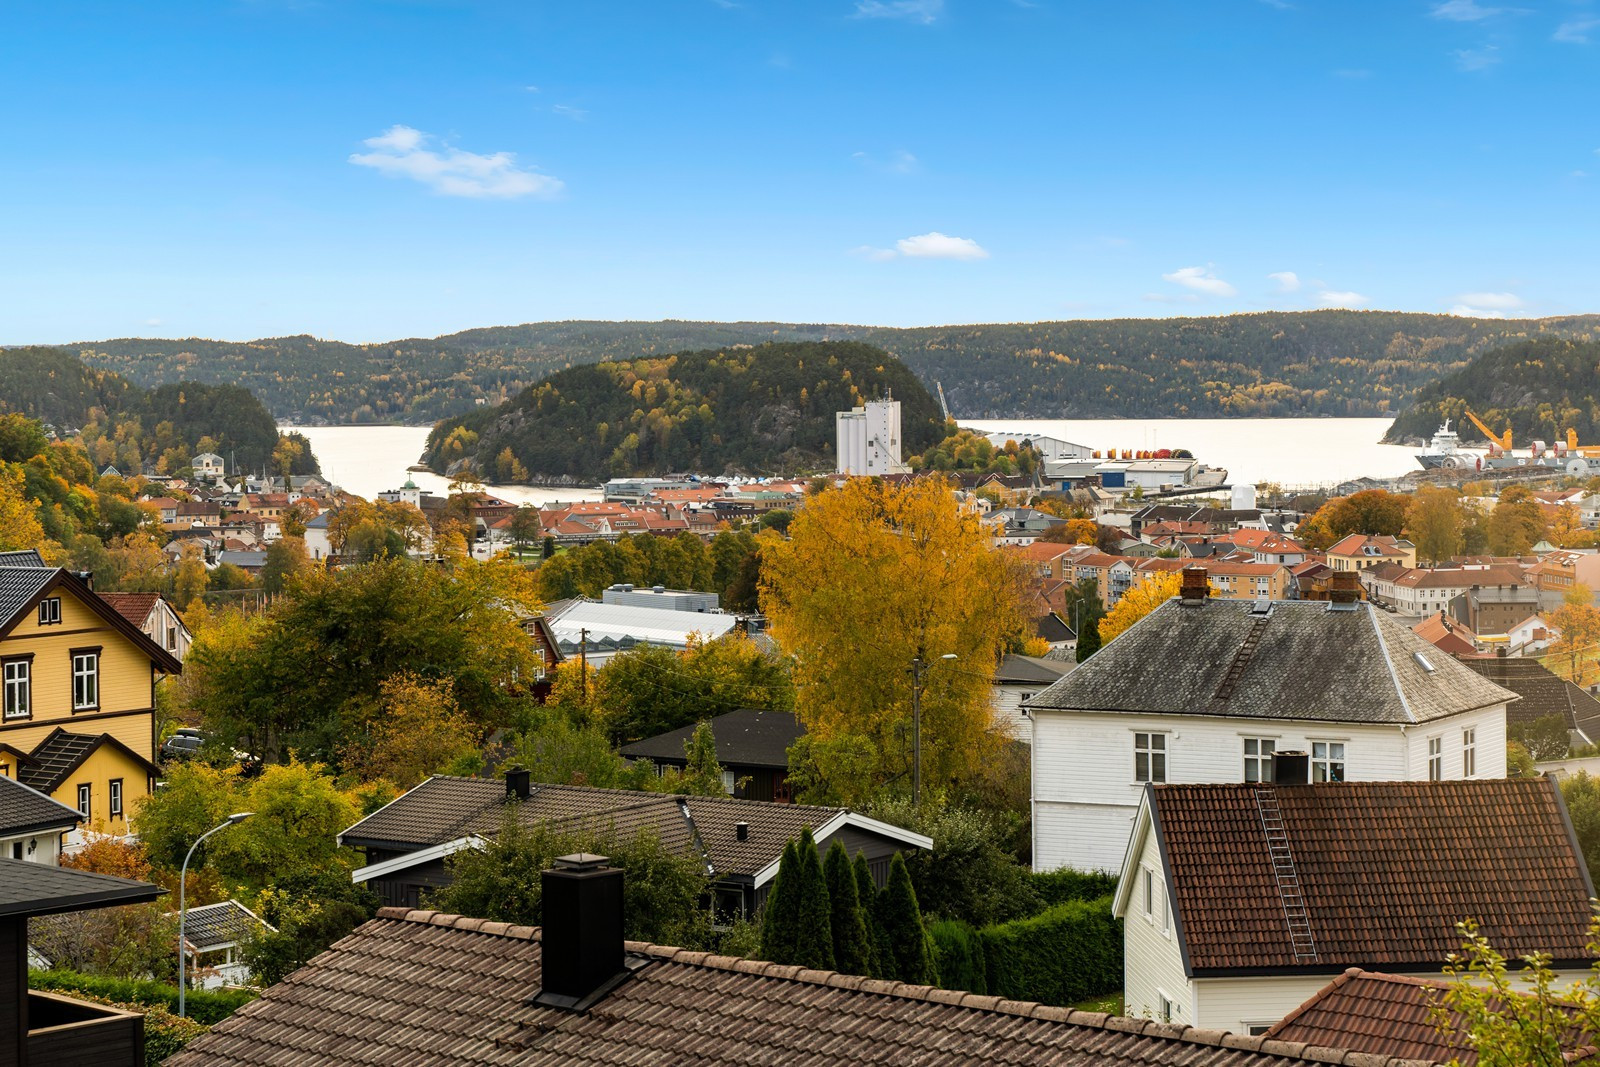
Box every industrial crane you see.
[1463,409,1512,454]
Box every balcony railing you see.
[27,990,144,1065]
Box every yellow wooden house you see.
[0,550,178,842]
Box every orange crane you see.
[1564,428,1600,457]
[1464,409,1512,454]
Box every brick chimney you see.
[1327,571,1361,605]
[535,853,630,1012]
[1179,566,1208,605]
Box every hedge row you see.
[931,895,1121,1007]
[1029,869,1118,908]
[28,968,258,1026]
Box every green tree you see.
[823,840,873,977]
[1487,485,1548,557]
[173,545,208,611]
[1297,489,1411,550]
[855,851,890,979]
[507,711,655,790]
[792,829,835,971]
[207,760,361,889]
[668,720,728,797]
[594,635,794,745]
[876,852,933,984]
[1511,714,1571,762]
[259,537,308,596]
[243,867,378,986]
[1075,617,1102,662]
[1561,773,1600,892]
[1405,486,1467,564]
[758,840,803,964]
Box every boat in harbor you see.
[1415,419,1480,470]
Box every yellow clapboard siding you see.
[55,742,153,835]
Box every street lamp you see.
[910,653,958,808]
[178,812,253,1017]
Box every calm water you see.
[286,417,1420,501]
[961,417,1418,487]
[280,425,603,505]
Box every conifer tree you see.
[758,839,802,963]
[823,839,872,976]
[876,852,933,984]
[791,828,836,970]
[855,851,893,980]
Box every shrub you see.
[928,920,986,995]
[1029,869,1118,908]
[862,798,1040,926]
[978,896,1121,1007]
[27,968,256,1026]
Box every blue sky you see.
[3,0,1598,342]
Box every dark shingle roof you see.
[994,654,1073,685]
[0,550,46,567]
[20,729,160,795]
[1035,613,1076,642]
[0,566,57,628]
[175,899,274,951]
[1029,598,1515,724]
[618,708,804,769]
[0,856,162,918]
[167,908,1417,1067]
[1263,968,1590,1066]
[343,777,864,880]
[1151,779,1595,974]
[1459,657,1600,736]
[0,773,81,836]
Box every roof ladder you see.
[1213,615,1271,702]
[1253,786,1319,963]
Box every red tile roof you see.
[96,592,159,627]
[1150,779,1595,975]
[168,908,1431,1067]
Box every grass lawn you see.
[1070,992,1124,1015]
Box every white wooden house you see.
[990,654,1072,739]
[1113,777,1595,1035]
[1027,569,1517,873]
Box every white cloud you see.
[1555,17,1600,42]
[1162,265,1237,297]
[1431,0,1502,20]
[551,104,589,121]
[144,317,163,327]
[1318,290,1368,307]
[1452,45,1501,70]
[349,125,564,199]
[853,0,942,24]
[896,232,989,259]
[850,245,900,262]
[1449,304,1508,318]
[1268,271,1302,292]
[1456,290,1522,309]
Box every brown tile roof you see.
[167,908,1440,1067]
[1328,534,1413,558]
[1150,779,1596,975]
[96,591,160,627]
[1409,612,1477,657]
[1265,968,1596,1066]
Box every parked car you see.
[160,728,206,762]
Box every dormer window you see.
[37,598,61,626]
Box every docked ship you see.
[1415,419,1480,470]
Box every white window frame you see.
[1310,740,1345,783]
[76,783,91,820]
[1463,727,1477,778]
[1134,732,1167,783]
[1243,737,1276,783]
[720,769,736,795]
[37,598,61,626]
[1157,992,1174,1023]
[71,651,99,711]
[1142,867,1154,918]
[1428,736,1443,781]
[532,648,547,682]
[2,660,29,721]
[109,778,123,818]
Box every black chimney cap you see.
[534,854,644,1013]
[506,768,531,801]
[735,822,749,842]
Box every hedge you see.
[977,896,1121,1007]
[28,968,258,1026]
[928,920,986,995]
[1029,869,1118,908]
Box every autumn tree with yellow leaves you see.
[759,477,1030,804]
[1098,572,1181,644]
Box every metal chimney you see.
[506,768,531,801]
[535,853,630,1012]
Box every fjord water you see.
[962,417,1417,487]
[286,418,1417,502]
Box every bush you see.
[1030,869,1118,908]
[978,896,1121,1007]
[862,798,1041,926]
[928,920,986,995]
[27,968,256,1026]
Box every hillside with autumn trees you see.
[69,310,1600,426]
[1384,337,1600,446]
[423,341,945,480]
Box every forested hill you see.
[71,312,1600,425]
[0,346,314,474]
[423,341,943,480]
[1383,337,1600,446]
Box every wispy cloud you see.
[551,104,589,121]
[1318,290,1368,307]
[853,0,943,24]
[1555,17,1600,42]
[1452,45,1501,70]
[1162,265,1237,297]
[1431,0,1503,21]
[852,149,920,174]
[1268,271,1302,292]
[1456,290,1522,309]
[850,245,900,262]
[349,125,563,199]
[1449,304,1508,318]
[897,232,989,259]
[1143,291,1201,305]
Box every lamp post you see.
[909,652,958,808]
[178,812,253,1017]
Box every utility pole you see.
[579,627,590,702]
[910,655,925,808]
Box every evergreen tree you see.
[758,840,802,963]
[1075,617,1102,663]
[855,851,893,980]
[676,720,727,796]
[792,828,836,971]
[823,840,872,976]
[877,852,933,984]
